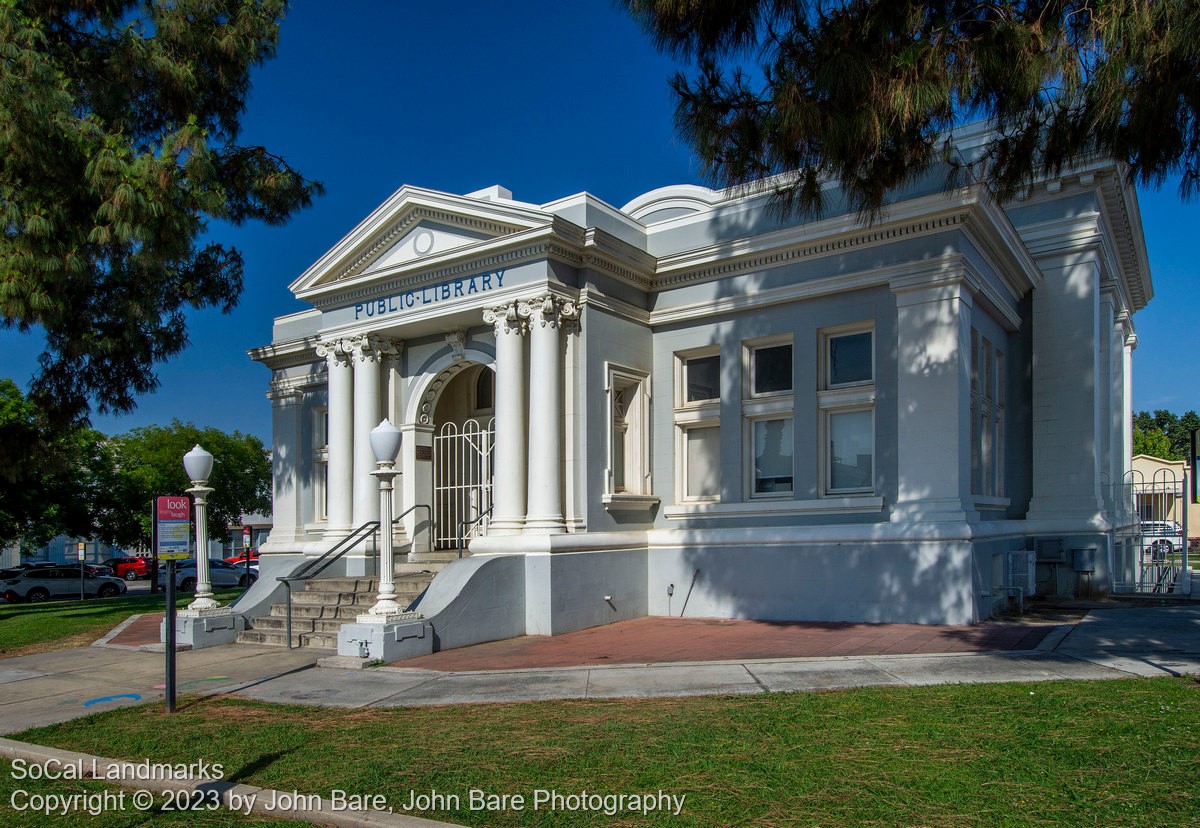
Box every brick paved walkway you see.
[106,612,1062,670]
[397,616,1060,671]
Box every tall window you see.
[971,330,1005,497]
[820,326,874,495]
[313,407,329,522]
[745,339,794,497]
[675,349,721,501]
[606,365,650,498]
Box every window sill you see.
[973,495,1011,510]
[602,493,661,512]
[665,496,885,519]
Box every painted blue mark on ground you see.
[82,693,141,708]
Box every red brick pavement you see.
[105,612,165,647]
[105,613,1060,670]
[396,616,1059,671]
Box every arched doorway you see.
[431,363,495,549]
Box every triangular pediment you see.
[371,220,493,271]
[291,185,553,299]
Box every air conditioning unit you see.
[1008,550,1037,596]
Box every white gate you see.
[1113,468,1189,594]
[433,418,495,550]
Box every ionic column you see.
[483,302,527,534]
[351,335,397,527]
[519,295,577,534]
[317,338,354,536]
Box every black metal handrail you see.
[274,505,434,650]
[392,503,434,558]
[276,520,379,650]
[457,505,493,559]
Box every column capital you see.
[349,334,399,364]
[483,302,525,336]
[517,294,579,330]
[316,337,354,365]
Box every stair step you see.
[239,571,433,651]
[250,616,354,634]
[236,630,338,649]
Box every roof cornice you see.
[649,186,1041,301]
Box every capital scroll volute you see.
[483,302,525,336]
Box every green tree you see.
[0,1,321,429]
[1132,425,1172,460]
[96,420,271,550]
[1132,409,1200,461]
[624,0,1200,217]
[0,379,108,548]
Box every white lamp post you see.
[182,444,219,612]
[361,419,404,619]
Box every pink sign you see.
[156,496,190,521]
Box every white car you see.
[156,558,258,591]
[2,566,127,603]
[1140,520,1184,560]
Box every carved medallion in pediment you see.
[370,221,494,273]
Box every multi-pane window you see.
[971,330,1005,497]
[820,326,874,495]
[676,350,722,501]
[745,339,794,497]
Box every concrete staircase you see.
[238,568,437,650]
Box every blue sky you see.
[2,0,1196,441]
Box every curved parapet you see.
[418,554,527,652]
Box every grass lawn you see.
[0,590,245,657]
[6,677,1198,826]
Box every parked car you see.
[1,566,128,603]
[101,556,151,581]
[156,558,258,592]
[1141,520,1184,560]
[225,550,260,565]
[26,561,114,577]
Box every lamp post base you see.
[338,616,431,661]
[355,608,421,625]
[165,609,243,650]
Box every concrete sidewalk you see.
[1,604,1197,734]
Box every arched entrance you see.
[430,363,495,549]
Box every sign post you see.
[77,542,85,601]
[156,496,190,713]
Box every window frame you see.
[312,406,329,523]
[824,326,875,390]
[824,405,875,495]
[604,364,652,501]
[818,323,875,497]
[674,347,722,503]
[970,329,1006,499]
[679,422,722,502]
[676,347,722,408]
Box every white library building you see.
[239,124,1159,658]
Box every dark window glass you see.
[686,355,720,402]
[753,344,792,394]
[829,332,872,386]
